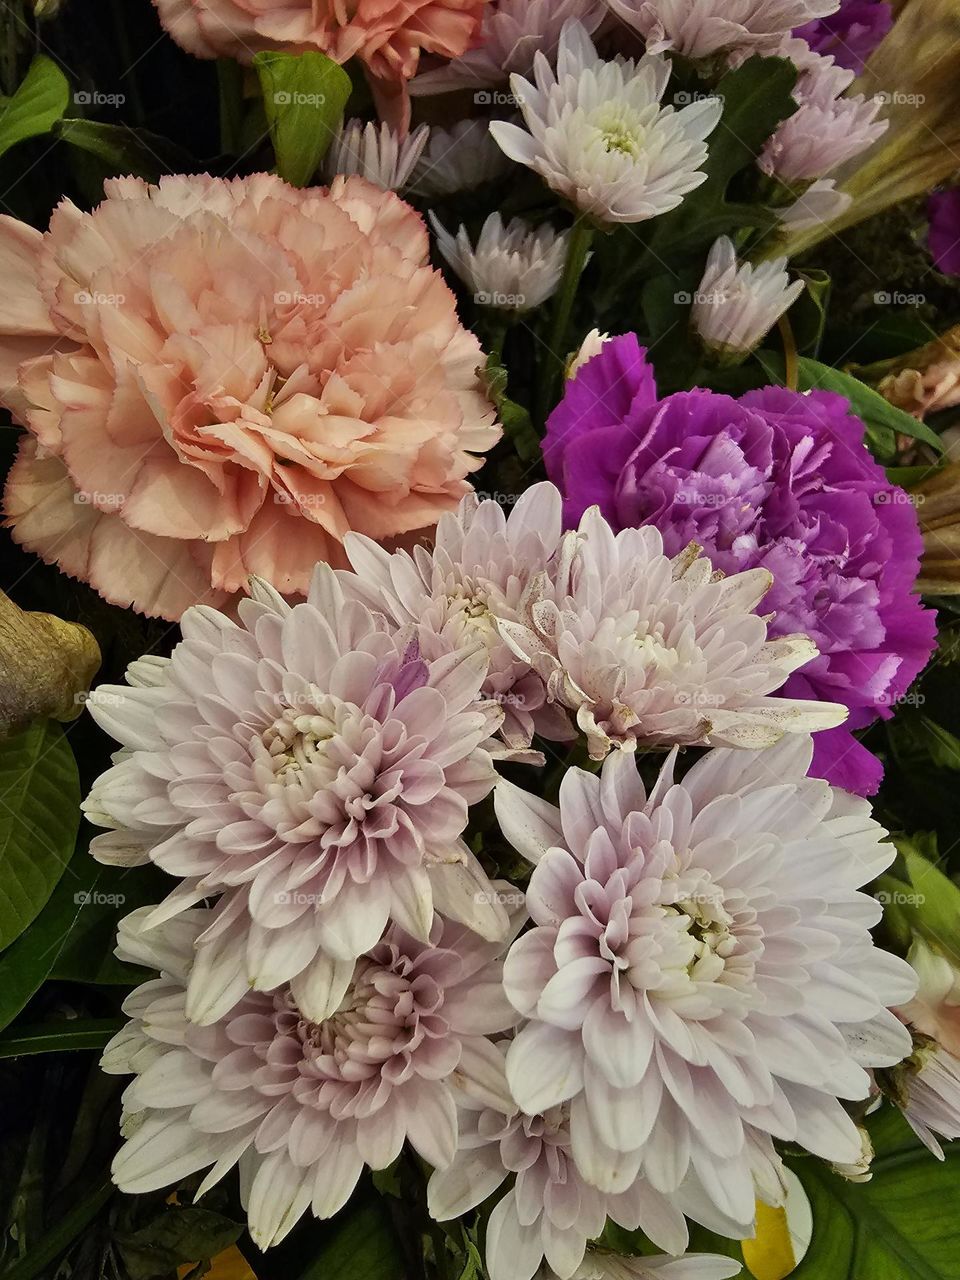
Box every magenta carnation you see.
[794,0,892,74]
[543,333,936,795]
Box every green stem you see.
[0,1017,124,1058]
[536,219,594,425]
[217,59,245,155]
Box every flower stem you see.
[537,219,594,426]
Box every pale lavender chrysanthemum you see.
[892,937,960,1158]
[494,738,916,1236]
[563,1252,742,1280]
[430,212,570,312]
[409,119,513,196]
[489,21,723,225]
[496,504,847,758]
[428,1051,689,1280]
[759,40,887,183]
[103,907,520,1248]
[326,118,430,191]
[691,235,804,359]
[605,0,839,59]
[342,483,574,753]
[83,566,507,1022]
[777,177,852,230]
[411,0,606,94]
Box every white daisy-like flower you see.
[605,0,839,59]
[494,739,916,1235]
[564,1253,742,1280]
[411,0,606,94]
[496,504,848,758]
[409,119,513,196]
[892,937,960,1158]
[691,235,804,359]
[489,20,723,225]
[326,118,430,191]
[103,907,520,1248]
[430,212,571,312]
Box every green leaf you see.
[481,353,540,462]
[49,858,168,986]
[254,50,351,186]
[647,56,798,259]
[791,269,831,359]
[0,54,70,161]
[0,1177,112,1280]
[116,1206,242,1280]
[790,1107,960,1279]
[796,358,945,459]
[0,721,80,950]
[0,1017,123,1058]
[55,118,194,180]
[884,832,960,970]
[297,1201,401,1280]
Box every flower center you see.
[262,706,336,780]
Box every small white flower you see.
[489,20,723,225]
[409,119,512,196]
[326,118,429,192]
[605,0,840,59]
[778,177,852,230]
[567,328,611,378]
[412,0,606,93]
[691,235,805,359]
[430,211,570,312]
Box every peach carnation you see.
[0,173,498,620]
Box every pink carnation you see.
[0,174,498,620]
[153,0,490,128]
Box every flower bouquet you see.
[2,1,960,1278]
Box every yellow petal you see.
[0,590,100,736]
[742,1201,797,1280]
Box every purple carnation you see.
[794,0,892,74]
[543,333,936,795]
[928,190,960,276]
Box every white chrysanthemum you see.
[759,42,887,183]
[494,740,916,1235]
[605,0,839,59]
[489,21,723,225]
[326,118,429,191]
[342,483,574,752]
[409,119,513,196]
[496,505,848,758]
[83,567,508,1021]
[691,235,804,359]
[892,937,960,1158]
[411,0,606,93]
[567,328,612,378]
[778,177,852,231]
[430,212,570,312]
[103,908,519,1248]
